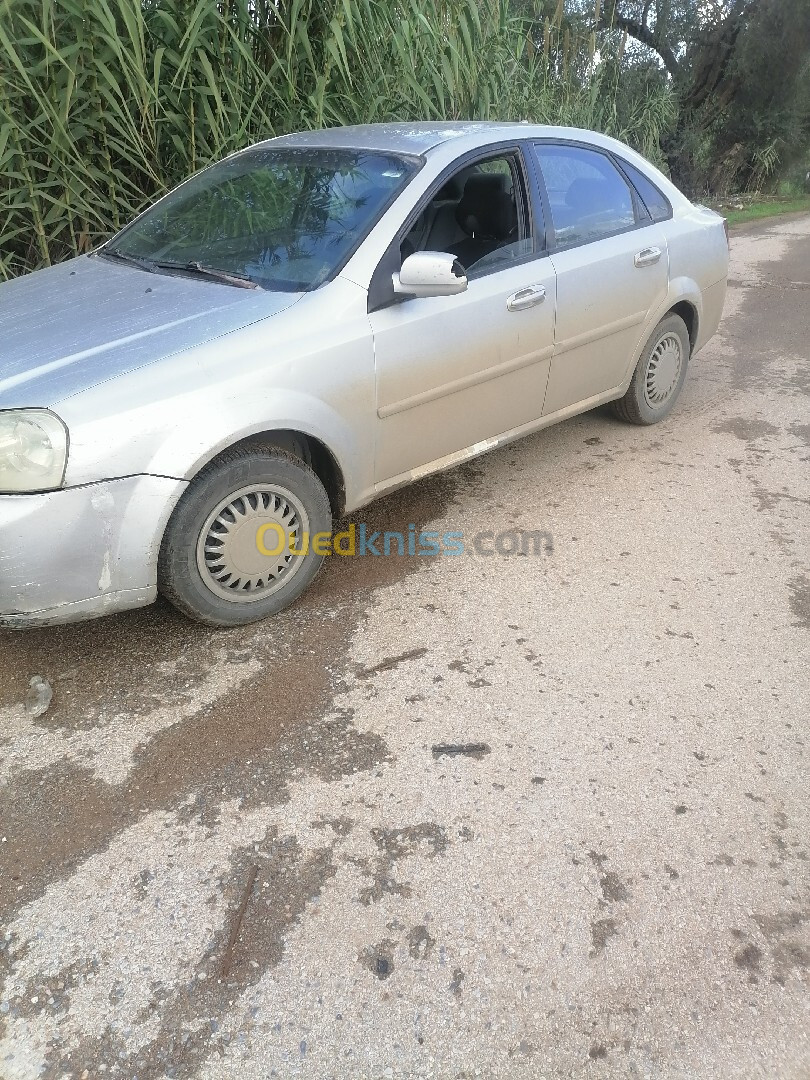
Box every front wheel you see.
[611,313,690,425]
[158,445,332,626]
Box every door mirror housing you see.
[392,251,468,298]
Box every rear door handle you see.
[506,284,546,311]
[634,246,662,268]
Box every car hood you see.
[0,254,302,409]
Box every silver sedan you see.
[0,122,728,627]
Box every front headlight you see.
[0,410,68,493]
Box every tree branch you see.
[601,10,680,75]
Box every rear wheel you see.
[611,313,690,425]
[158,445,331,626]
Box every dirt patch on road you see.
[788,575,810,631]
[0,464,480,926]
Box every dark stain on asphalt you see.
[355,863,412,906]
[710,853,736,866]
[408,925,436,960]
[712,417,780,441]
[357,823,449,906]
[0,466,482,929]
[725,234,810,399]
[448,658,472,673]
[0,701,392,924]
[788,575,810,630]
[734,943,764,972]
[449,968,465,996]
[508,1038,536,1059]
[213,834,340,980]
[359,940,396,980]
[591,918,618,955]
[752,908,810,985]
[10,830,345,1080]
[588,851,630,903]
[749,479,810,513]
[598,871,630,903]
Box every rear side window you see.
[533,143,636,249]
[619,160,672,222]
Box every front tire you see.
[611,313,690,425]
[158,445,332,627]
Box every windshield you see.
[103,147,419,291]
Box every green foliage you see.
[0,0,675,278]
[709,0,810,192]
[582,0,810,195]
[715,195,810,226]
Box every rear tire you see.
[158,445,332,627]
[611,314,690,425]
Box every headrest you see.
[565,177,615,213]
[455,173,516,240]
[434,174,465,201]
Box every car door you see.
[531,141,670,417]
[367,146,556,486]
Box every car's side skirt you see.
[370,383,625,503]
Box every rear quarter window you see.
[618,160,672,222]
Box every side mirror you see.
[392,250,468,298]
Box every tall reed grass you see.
[0,0,675,278]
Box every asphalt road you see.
[1,215,808,1080]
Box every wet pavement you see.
[1,215,808,1079]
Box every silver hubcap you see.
[196,484,310,603]
[644,332,682,408]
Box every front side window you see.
[534,143,637,249]
[103,148,419,291]
[401,151,533,276]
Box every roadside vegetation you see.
[716,195,810,227]
[1,0,808,279]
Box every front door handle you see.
[634,246,662,268]
[506,284,546,311]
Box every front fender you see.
[151,389,371,509]
[57,279,378,512]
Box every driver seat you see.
[447,173,517,271]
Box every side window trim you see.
[531,138,659,253]
[523,139,555,253]
[368,142,548,314]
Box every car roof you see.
[262,121,541,156]
[244,122,686,206]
